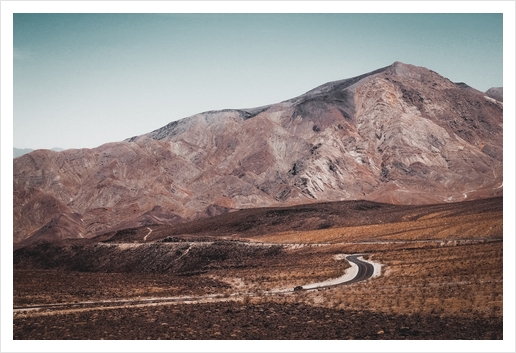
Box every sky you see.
[11,12,505,150]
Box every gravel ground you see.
[13,301,502,340]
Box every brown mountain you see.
[13,62,503,244]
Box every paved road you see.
[299,254,376,291]
[13,254,378,313]
[343,255,375,285]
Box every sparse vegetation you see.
[13,197,503,339]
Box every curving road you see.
[342,255,375,285]
[297,254,377,291]
[13,254,379,314]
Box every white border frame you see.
[2,2,514,352]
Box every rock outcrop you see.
[13,62,503,243]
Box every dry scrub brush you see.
[253,211,502,244]
[208,247,351,292]
[297,242,502,319]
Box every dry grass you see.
[13,270,229,306]
[261,241,502,319]
[251,211,502,244]
[14,198,503,324]
[208,246,351,292]
[222,205,503,320]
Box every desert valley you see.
[13,62,503,340]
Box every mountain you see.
[14,148,34,158]
[13,62,503,244]
[14,147,64,158]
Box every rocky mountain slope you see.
[13,62,503,243]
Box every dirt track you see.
[13,254,378,315]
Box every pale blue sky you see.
[14,13,503,150]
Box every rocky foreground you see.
[13,301,502,340]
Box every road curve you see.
[295,254,377,291]
[343,255,375,285]
[13,254,379,313]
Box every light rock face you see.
[13,62,503,243]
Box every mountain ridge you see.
[13,61,503,243]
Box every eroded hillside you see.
[13,62,503,243]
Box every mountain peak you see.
[300,62,431,99]
[390,60,408,67]
[386,61,428,79]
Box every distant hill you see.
[13,148,34,158]
[14,147,64,158]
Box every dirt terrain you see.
[13,197,503,340]
[13,302,501,340]
[98,196,502,243]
